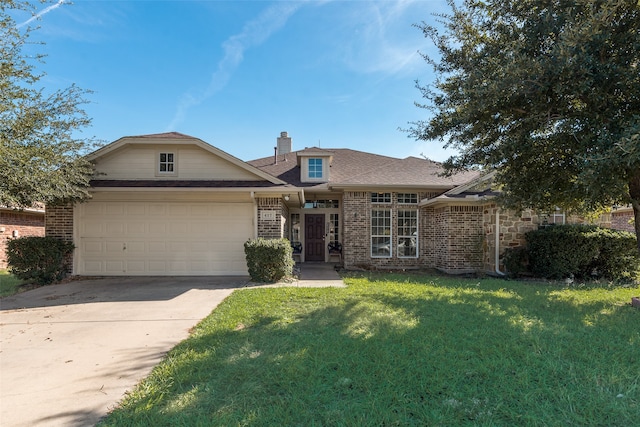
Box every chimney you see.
[277,131,292,155]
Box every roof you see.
[248,148,481,189]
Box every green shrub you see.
[525,224,639,280]
[244,238,294,282]
[6,236,75,285]
[502,246,530,277]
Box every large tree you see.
[1,1,94,208]
[409,0,640,249]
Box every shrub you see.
[244,238,294,282]
[6,236,75,285]
[525,224,639,280]
[502,246,530,277]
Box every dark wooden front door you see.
[305,214,325,261]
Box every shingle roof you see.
[248,148,480,189]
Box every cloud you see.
[338,0,439,76]
[17,0,68,28]
[167,2,302,131]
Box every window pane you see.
[160,153,167,162]
[371,209,391,257]
[371,192,391,203]
[308,158,323,178]
[398,193,418,204]
[397,210,418,258]
[372,236,391,257]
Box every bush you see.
[244,238,294,282]
[6,236,75,285]
[525,225,639,280]
[502,246,530,277]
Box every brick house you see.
[1,206,45,269]
[44,131,632,277]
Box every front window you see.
[308,158,323,179]
[398,193,418,204]
[397,210,418,258]
[159,152,175,173]
[371,192,391,204]
[291,213,301,243]
[371,209,391,257]
[329,213,339,245]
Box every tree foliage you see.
[409,0,640,249]
[0,1,94,208]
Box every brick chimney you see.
[277,131,292,155]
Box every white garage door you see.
[76,200,254,275]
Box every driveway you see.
[0,276,248,427]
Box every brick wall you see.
[0,210,45,269]
[482,204,539,274]
[256,197,286,239]
[342,191,442,270]
[44,204,75,274]
[432,205,484,274]
[611,210,634,233]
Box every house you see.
[1,206,45,269]
[45,131,625,277]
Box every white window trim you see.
[156,151,177,176]
[397,209,418,258]
[371,208,392,258]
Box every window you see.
[398,193,418,204]
[371,192,391,204]
[308,158,323,179]
[329,213,339,245]
[371,209,391,257]
[303,199,339,209]
[290,213,301,243]
[397,210,418,258]
[159,152,175,173]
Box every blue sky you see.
[14,0,454,162]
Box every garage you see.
[75,195,254,276]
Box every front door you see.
[305,214,325,261]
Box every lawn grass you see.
[0,269,23,297]
[99,273,640,426]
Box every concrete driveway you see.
[0,276,248,427]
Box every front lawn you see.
[100,274,640,426]
[0,269,23,297]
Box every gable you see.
[89,133,284,183]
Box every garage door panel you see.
[77,201,252,275]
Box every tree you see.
[409,0,640,251]
[1,1,94,209]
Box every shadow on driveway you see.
[0,276,244,427]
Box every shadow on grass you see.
[100,277,640,426]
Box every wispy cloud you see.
[339,0,437,76]
[17,0,68,28]
[167,2,302,131]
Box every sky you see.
[12,0,455,162]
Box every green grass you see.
[99,273,640,426]
[0,269,23,297]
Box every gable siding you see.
[94,145,261,181]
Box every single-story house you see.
[1,206,45,269]
[44,131,628,277]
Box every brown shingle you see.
[248,148,479,189]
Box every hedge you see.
[6,236,75,285]
[244,238,294,282]
[508,224,640,281]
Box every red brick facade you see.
[611,209,634,233]
[0,209,45,269]
[256,197,288,240]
